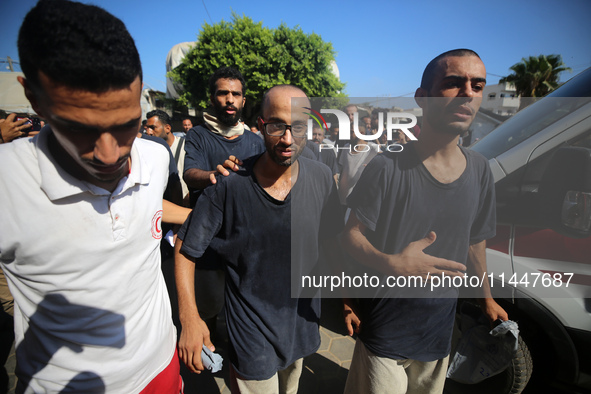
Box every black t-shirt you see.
[179,155,342,379]
[183,125,265,184]
[346,143,496,361]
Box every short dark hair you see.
[208,67,246,97]
[181,116,193,123]
[18,0,142,93]
[420,49,481,90]
[146,109,171,127]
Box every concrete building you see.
[481,82,520,116]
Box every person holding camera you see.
[0,112,34,144]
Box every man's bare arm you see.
[183,156,243,189]
[467,240,509,324]
[183,168,218,189]
[340,212,467,278]
[175,239,214,374]
[162,199,191,225]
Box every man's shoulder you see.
[209,153,260,184]
[135,135,170,157]
[171,134,185,150]
[190,124,210,135]
[187,125,260,145]
[185,124,211,143]
[0,137,38,183]
[461,146,493,178]
[241,129,265,143]
[462,146,488,164]
[0,135,35,160]
[299,155,333,183]
[363,147,400,170]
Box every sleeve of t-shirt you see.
[346,154,389,232]
[137,136,178,200]
[469,154,497,244]
[178,184,224,259]
[245,131,266,160]
[183,128,208,171]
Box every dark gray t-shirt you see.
[183,125,266,268]
[179,155,342,379]
[347,143,496,361]
[184,125,265,206]
[184,125,265,174]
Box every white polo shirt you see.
[0,128,176,393]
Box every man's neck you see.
[166,133,176,148]
[414,125,461,160]
[414,126,466,184]
[253,153,298,201]
[203,111,243,140]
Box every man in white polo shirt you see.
[0,1,180,392]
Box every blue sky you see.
[1,0,590,98]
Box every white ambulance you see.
[449,68,591,393]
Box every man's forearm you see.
[175,239,200,325]
[162,199,191,225]
[468,240,509,322]
[183,168,216,190]
[467,240,493,298]
[340,214,391,274]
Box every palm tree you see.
[500,54,572,109]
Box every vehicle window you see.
[473,97,591,160]
[472,68,591,160]
[495,130,591,226]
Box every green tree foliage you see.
[500,54,572,100]
[169,14,346,125]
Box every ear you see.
[165,123,172,134]
[414,87,428,108]
[257,116,263,132]
[18,76,45,118]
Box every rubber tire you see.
[444,335,533,394]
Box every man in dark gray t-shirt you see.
[175,85,341,393]
[342,49,508,394]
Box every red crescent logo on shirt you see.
[151,210,163,240]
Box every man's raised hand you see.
[209,155,243,184]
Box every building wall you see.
[482,82,520,116]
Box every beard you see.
[213,101,243,127]
[265,139,304,167]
